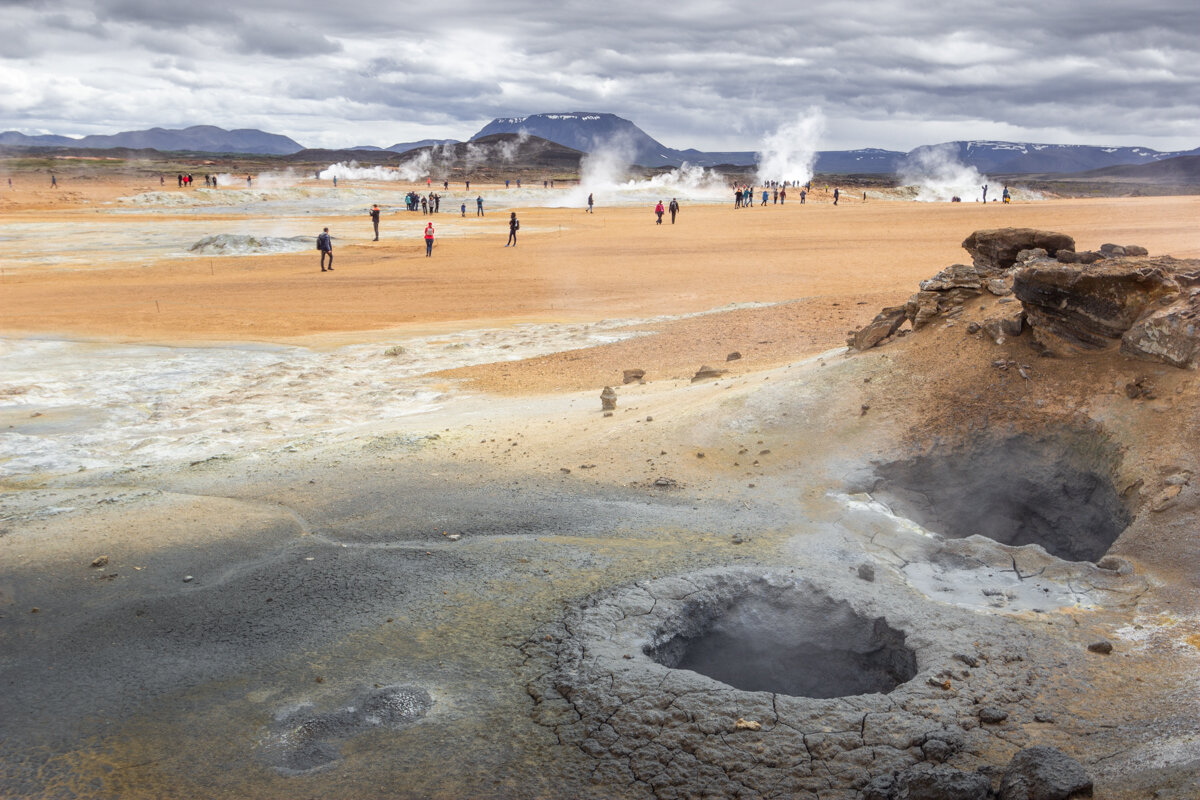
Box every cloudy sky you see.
[2,0,1198,153]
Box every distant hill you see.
[472,113,684,166]
[1067,154,1200,184]
[907,141,1200,175]
[386,139,459,154]
[0,125,303,155]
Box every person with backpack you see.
[507,212,519,246]
[317,227,333,271]
[654,200,665,225]
[424,222,435,256]
[668,198,679,224]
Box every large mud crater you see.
[646,586,917,697]
[870,433,1130,563]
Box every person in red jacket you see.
[424,222,434,256]
[654,200,664,225]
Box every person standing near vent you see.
[476,195,484,216]
[317,227,333,272]
[369,204,381,240]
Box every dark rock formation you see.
[962,229,1076,273]
[1013,256,1200,363]
[999,745,1093,800]
[622,369,645,384]
[691,365,728,382]
[600,386,617,410]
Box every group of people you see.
[653,198,680,224]
[318,206,521,269]
[404,191,442,213]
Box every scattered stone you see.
[182,575,194,583]
[652,477,678,488]
[1095,556,1132,574]
[1125,377,1157,400]
[999,745,1093,800]
[857,563,875,582]
[600,386,617,410]
[691,365,728,382]
[90,555,109,568]
[602,411,613,417]
[1087,639,1113,655]
[1056,249,1102,265]
[953,653,980,668]
[966,321,982,334]
[695,451,704,458]
[621,369,645,384]
[734,718,762,731]
[983,311,1026,344]
[978,706,1009,724]
[860,404,870,415]
[725,351,741,361]
[560,467,571,474]
[382,345,406,357]
[1034,712,1056,724]
[445,534,462,542]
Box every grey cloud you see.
[235,24,342,58]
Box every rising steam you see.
[756,109,825,186]
[899,144,992,202]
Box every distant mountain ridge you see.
[0,125,302,155]
[2,117,1197,175]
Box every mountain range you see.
[3,115,1197,175]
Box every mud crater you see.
[869,433,1129,563]
[645,584,916,698]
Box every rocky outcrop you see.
[1014,256,1200,364]
[962,228,1076,273]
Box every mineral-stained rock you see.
[906,288,982,330]
[600,386,617,410]
[621,369,645,384]
[1087,640,1113,654]
[1120,292,1200,368]
[999,745,1093,800]
[1012,257,1190,355]
[962,229,1076,274]
[849,305,908,349]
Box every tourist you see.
[424,222,435,256]
[833,188,839,206]
[587,193,594,213]
[476,195,484,216]
[655,200,665,225]
[507,212,519,247]
[668,197,679,224]
[317,227,333,272]
[369,204,380,241]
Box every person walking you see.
[476,195,484,216]
[654,200,665,225]
[369,204,381,240]
[780,187,787,204]
[506,212,519,246]
[460,201,466,217]
[762,189,769,206]
[317,227,333,271]
[833,187,839,206]
[668,197,679,224]
[424,222,435,257]
[587,192,594,213]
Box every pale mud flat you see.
[2,179,1200,799]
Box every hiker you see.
[317,227,333,272]
[654,200,665,225]
[476,195,484,216]
[668,197,679,224]
[587,193,594,213]
[369,205,381,240]
[424,222,434,256]
[833,188,839,206]
[506,212,519,246]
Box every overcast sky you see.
[2,0,1198,153]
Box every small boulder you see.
[691,365,728,382]
[600,386,617,410]
[978,706,1009,724]
[622,369,645,384]
[1087,639,1113,655]
[725,351,741,361]
[849,305,907,349]
[999,745,1093,800]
